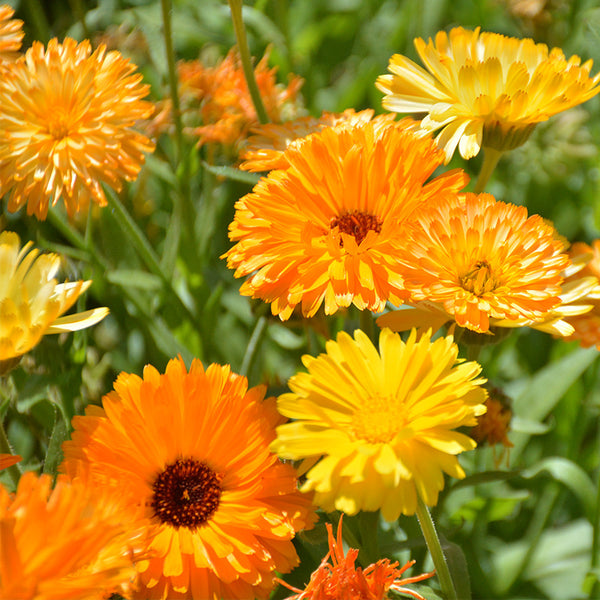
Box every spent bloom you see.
[225,119,468,320]
[379,193,571,334]
[239,108,397,172]
[61,356,315,600]
[377,27,600,162]
[177,48,303,148]
[0,37,155,219]
[272,328,487,520]
[0,471,142,600]
[279,515,435,600]
[0,231,108,371]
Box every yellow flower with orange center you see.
[61,356,315,600]
[272,328,487,520]
[239,109,398,172]
[0,231,108,371]
[0,37,155,219]
[0,472,142,600]
[376,27,600,162]
[279,516,435,600]
[225,119,468,320]
[379,193,569,334]
[0,5,23,63]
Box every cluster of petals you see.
[272,327,487,520]
[279,516,435,600]
[238,108,399,172]
[0,37,155,219]
[225,118,468,320]
[0,471,142,600]
[0,231,108,368]
[61,356,315,600]
[378,193,575,335]
[0,4,23,63]
[377,26,600,162]
[177,48,303,148]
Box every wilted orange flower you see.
[0,37,155,219]
[279,516,435,600]
[178,48,303,148]
[61,356,315,600]
[471,388,514,465]
[381,193,569,334]
[0,231,108,371]
[0,471,141,600]
[239,109,397,172]
[225,119,468,320]
[0,5,23,63]
[561,240,600,349]
[377,27,600,162]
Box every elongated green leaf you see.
[107,269,163,291]
[43,407,68,477]
[201,161,261,185]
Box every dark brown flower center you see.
[460,260,498,296]
[151,458,223,529]
[330,211,382,246]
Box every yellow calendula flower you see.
[61,356,316,600]
[376,27,600,162]
[272,328,487,520]
[0,37,155,219]
[0,231,108,370]
[225,119,468,320]
[0,4,23,63]
[0,472,142,600]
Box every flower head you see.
[377,27,600,162]
[272,328,487,520]
[61,356,315,600]
[0,5,24,63]
[178,48,303,149]
[381,193,569,334]
[279,515,435,600]
[0,231,108,369]
[0,37,155,219]
[225,119,468,320]
[0,471,141,600]
[239,109,397,172]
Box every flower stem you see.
[0,419,20,488]
[416,496,458,600]
[359,310,375,344]
[240,315,268,378]
[473,148,503,194]
[228,0,270,125]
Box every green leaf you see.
[440,536,471,600]
[521,457,597,522]
[201,161,261,185]
[43,407,69,477]
[106,269,163,291]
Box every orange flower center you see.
[330,211,382,246]
[350,395,403,444]
[459,260,498,296]
[47,109,73,140]
[151,457,223,529]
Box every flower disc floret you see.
[272,328,487,520]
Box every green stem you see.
[228,0,270,125]
[24,0,52,43]
[68,0,90,39]
[358,510,380,566]
[0,419,20,488]
[590,471,600,598]
[473,148,503,194]
[416,496,458,600]
[359,310,375,344]
[240,315,268,378]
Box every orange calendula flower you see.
[272,328,487,520]
[0,231,108,371]
[376,27,600,162]
[0,5,23,62]
[381,193,570,334]
[0,471,142,600]
[61,356,315,600]
[225,119,468,320]
[239,109,398,172]
[178,48,303,148]
[279,516,435,600]
[0,37,155,219]
[561,240,600,349]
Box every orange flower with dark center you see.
[225,119,468,319]
[61,356,315,600]
[394,193,569,333]
[279,515,435,600]
[0,37,155,219]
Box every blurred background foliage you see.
[2,0,600,598]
